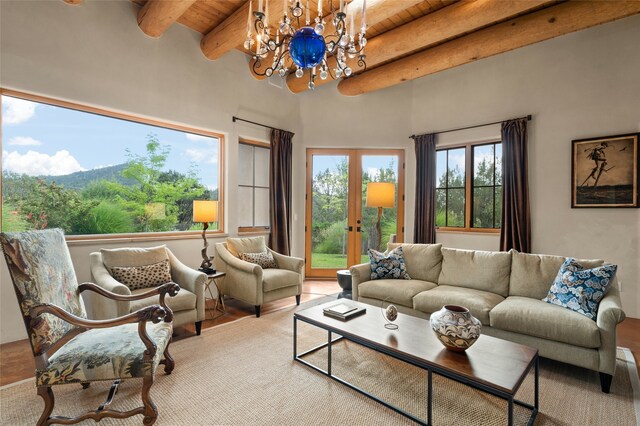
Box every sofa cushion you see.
[262,269,300,292]
[359,279,437,308]
[101,245,168,273]
[387,243,442,282]
[226,237,267,258]
[510,250,605,299]
[129,286,196,313]
[369,247,411,280]
[543,258,617,320]
[489,296,601,348]
[241,251,277,269]
[438,248,511,297]
[111,259,172,291]
[412,286,504,325]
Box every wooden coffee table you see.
[293,300,539,426]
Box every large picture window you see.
[1,90,223,238]
[436,141,502,231]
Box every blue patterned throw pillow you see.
[542,258,617,320]
[369,247,411,280]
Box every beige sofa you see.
[350,243,625,393]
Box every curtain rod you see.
[232,116,292,134]
[409,114,532,139]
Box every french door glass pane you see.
[447,148,466,188]
[436,189,446,227]
[311,155,349,269]
[361,155,399,255]
[436,150,447,188]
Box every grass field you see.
[311,253,369,269]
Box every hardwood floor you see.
[1,280,638,386]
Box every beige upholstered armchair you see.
[1,229,177,426]
[215,237,304,317]
[90,245,207,334]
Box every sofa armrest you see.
[167,249,207,321]
[349,263,370,301]
[268,248,304,274]
[597,283,626,375]
[89,252,131,319]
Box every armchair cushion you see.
[36,321,172,386]
[241,251,277,269]
[262,269,300,292]
[100,245,168,273]
[129,287,196,313]
[226,237,267,258]
[110,259,172,291]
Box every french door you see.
[305,149,405,278]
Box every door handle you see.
[344,226,353,232]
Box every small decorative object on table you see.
[336,269,352,299]
[380,297,399,330]
[430,305,481,352]
[323,302,366,321]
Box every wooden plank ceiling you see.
[79,0,640,95]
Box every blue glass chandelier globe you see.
[289,27,326,69]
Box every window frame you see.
[237,138,271,234]
[436,140,502,234]
[0,88,225,242]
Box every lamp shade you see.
[193,200,218,223]
[366,182,395,208]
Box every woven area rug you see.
[1,298,638,425]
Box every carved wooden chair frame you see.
[2,233,180,426]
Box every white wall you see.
[1,1,639,343]
[0,0,301,343]
[297,15,640,317]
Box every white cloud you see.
[2,97,38,124]
[367,167,380,179]
[8,136,42,146]
[185,133,215,142]
[185,148,218,164]
[2,150,86,176]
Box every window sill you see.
[66,231,228,246]
[436,228,500,236]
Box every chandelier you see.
[244,0,367,90]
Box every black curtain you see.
[269,128,294,255]
[500,118,531,252]
[413,133,437,244]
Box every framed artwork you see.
[572,133,639,208]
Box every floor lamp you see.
[365,182,395,251]
[193,200,218,274]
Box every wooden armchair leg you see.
[161,344,175,375]
[195,321,202,335]
[296,295,301,306]
[255,305,261,318]
[81,382,91,389]
[36,386,54,426]
[141,376,158,426]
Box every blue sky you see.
[2,95,219,190]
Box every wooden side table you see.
[205,271,226,319]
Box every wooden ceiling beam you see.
[288,0,556,93]
[138,0,197,38]
[250,0,425,81]
[338,0,640,96]
[63,0,84,5]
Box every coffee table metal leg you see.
[293,317,298,360]
[508,398,514,426]
[427,369,433,426]
[328,331,332,376]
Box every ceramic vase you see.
[430,305,481,352]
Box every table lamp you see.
[365,182,395,251]
[193,200,218,274]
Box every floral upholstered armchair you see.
[0,229,178,426]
